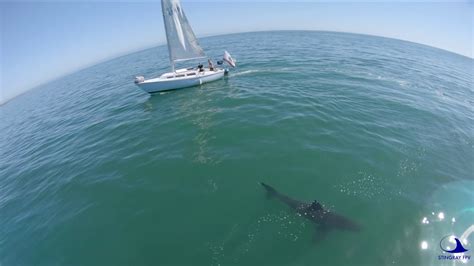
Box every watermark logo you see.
[440,236,469,253]
[438,235,470,262]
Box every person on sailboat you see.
[198,64,204,72]
[208,59,215,71]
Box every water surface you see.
[1,31,473,266]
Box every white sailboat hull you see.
[136,68,226,93]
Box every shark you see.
[260,182,362,240]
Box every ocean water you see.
[1,31,473,266]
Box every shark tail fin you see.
[260,182,277,198]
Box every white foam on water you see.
[229,70,260,77]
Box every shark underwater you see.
[260,182,362,240]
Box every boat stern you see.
[134,76,145,84]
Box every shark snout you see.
[260,182,276,194]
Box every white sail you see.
[161,0,206,65]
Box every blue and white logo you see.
[438,235,471,262]
[440,236,469,253]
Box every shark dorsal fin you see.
[310,201,323,211]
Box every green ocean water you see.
[1,31,473,266]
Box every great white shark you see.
[260,182,362,240]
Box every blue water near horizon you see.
[1,31,473,266]
[1,30,470,108]
[2,30,472,108]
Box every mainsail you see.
[161,0,206,68]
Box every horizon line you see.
[1,29,472,107]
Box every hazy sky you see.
[1,0,472,104]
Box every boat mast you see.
[161,0,176,73]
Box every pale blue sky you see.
[1,0,473,104]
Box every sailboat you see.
[135,0,236,93]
